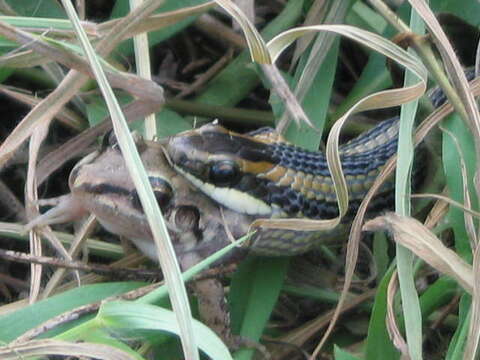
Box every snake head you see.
[166,123,274,216]
[166,124,216,181]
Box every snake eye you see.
[208,160,240,186]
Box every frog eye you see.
[208,160,240,186]
[149,177,173,209]
[153,189,173,210]
[131,177,174,212]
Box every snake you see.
[163,117,405,255]
[163,71,474,256]
[166,117,400,219]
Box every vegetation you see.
[0,0,479,359]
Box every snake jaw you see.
[172,162,273,216]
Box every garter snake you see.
[166,117,401,223]
[162,83,467,255]
[165,69,475,233]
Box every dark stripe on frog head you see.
[80,177,173,212]
[79,183,131,197]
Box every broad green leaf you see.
[446,294,471,359]
[365,269,399,360]
[419,277,458,318]
[283,39,339,149]
[442,114,477,261]
[6,0,65,18]
[0,282,146,343]
[334,345,362,360]
[98,301,233,360]
[80,329,146,360]
[229,257,289,360]
[347,1,387,32]
[431,0,480,27]
[194,0,304,108]
[0,66,14,83]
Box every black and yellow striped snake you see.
[166,117,400,220]
[160,68,480,256]
[160,71,473,255]
[162,114,411,255]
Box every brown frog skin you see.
[25,135,253,269]
[25,135,269,355]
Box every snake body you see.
[164,71,474,255]
[164,117,410,255]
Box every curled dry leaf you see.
[465,245,480,360]
[363,212,473,293]
[386,272,410,358]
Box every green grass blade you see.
[0,282,145,343]
[98,301,233,360]
[365,268,400,360]
[229,257,289,360]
